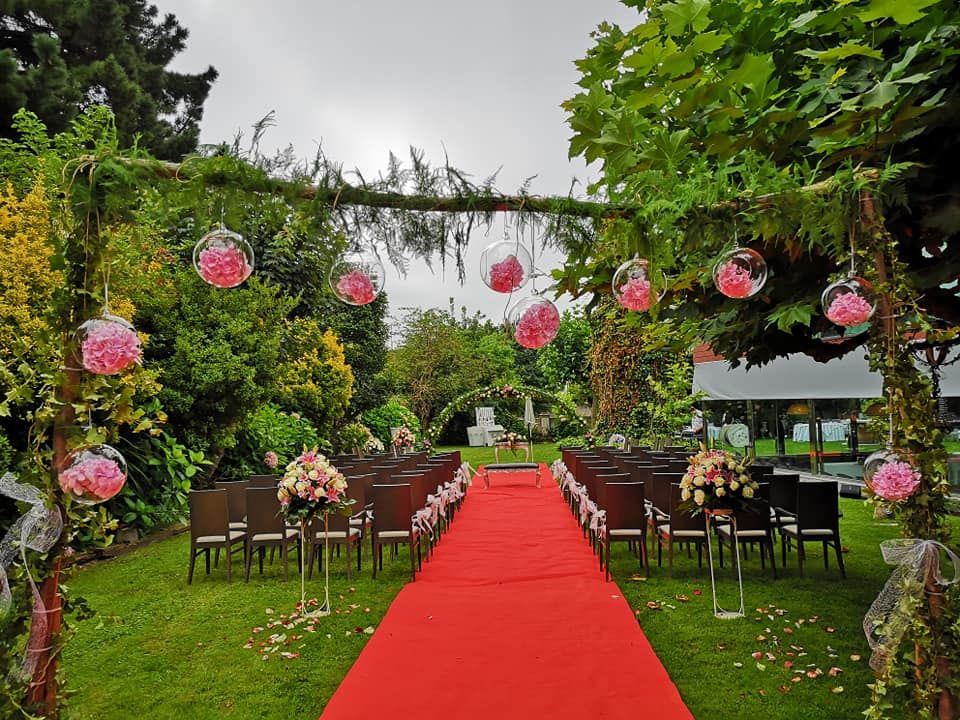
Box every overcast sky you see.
[157,0,640,322]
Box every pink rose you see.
[264,451,278,469]
[59,457,126,501]
[826,292,872,327]
[515,301,560,349]
[618,276,651,311]
[488,255,525,293]
[198,243,252,288]
[871,461,920,502]
[81,320,141,375]
[716,261,755,298]
[335,270,376,305]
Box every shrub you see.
[110,431,206,533]
[554,435,586,449]
[219,404,328,481]
[362,400,421,445]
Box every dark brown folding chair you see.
[781,481,846,578]
[214,480,248,530]
[307,510,361,580]
[656,483,708,576]
[187,489,246,583]
[243,487,300,582]
[371,483,420,581]
[717,485,778,578]
[601,482,648,581]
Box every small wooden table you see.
[494,442,530,463]
[481,463,541,489]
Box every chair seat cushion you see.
[313,529,360,540]
[196,530,245,544]
[229,521,246,530]
[718,527,769,538]
[251,529,299,542]
[609,529,645,537]
[781,524,835,538]
[658,526,705,538]
[377,530,418,540]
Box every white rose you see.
[308,470,319,480]
[681,488,691,501]
[693,477,705,487]
[716,487,726,497]
[729,481,740,491]
[726,460,736,470]
[742,486,754,499]
[693,489,706,506]
[740,474,750,483]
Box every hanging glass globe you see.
[193,225,255,288]
[74,313,141,375]
[612,256,665,312]
[480,240,532,294]
[508,295,560,349]
[329,250,385,306]
[712,247,768,299]
[863,449,920,502]
[822,276,875,328]
[58,444,127,504]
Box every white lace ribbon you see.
[863,539,960,671]
[0,472,64,680]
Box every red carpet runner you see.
[320,466,693,719]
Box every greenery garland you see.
[424,383,585,444]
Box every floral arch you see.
[425,383,585,444]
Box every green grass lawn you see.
[60,446,956,719]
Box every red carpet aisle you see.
[320,466,693,720]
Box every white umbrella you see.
[524,395,536,463]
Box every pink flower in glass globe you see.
[514,300,560,349]
[59,450,126,503]
[870,461,920,502]
[826,292,873,327]
[488,255,525,293]
[335,270,377,305]
[80,319,141,375]
[715,261,755,299]
[618,276,651,311]
[197,244,252,288]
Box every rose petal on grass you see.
[752,652,763,660]
[783,661,794,669]
[850,654,862,662]
[825,627,836,633]
[828,667,842,677]
[778,685,791,694]
[756,635,767,642]
[756,662,767,672]
[791,676,803,684]
[757,689,766,696]
[831,686,844,694]
[734,662,743,668]
[693,589,702,596]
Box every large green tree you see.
[0,0,217,160]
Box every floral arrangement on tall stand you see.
[393,425,415,456]
[679,447,759,514]
[277,447,352,617]
[501,431,523,455]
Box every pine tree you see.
[0,0,217,160]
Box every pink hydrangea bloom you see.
[59,457,126,501]
[488,255,525,293]
[514,301,560,349]
[198,244,252,288]
[871,460,920,502]
[336,270,376,304]
[716,261,755,298]
[618,276,651,311]
[826,291,872,327]
[81,321,141,375]
[264,451,278,469]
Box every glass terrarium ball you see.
[329,250,385,306]
[712,247,768,299]
[822,276,875,328]
[74,313,141,375]
[612,256,662,312]
[508,295,561,349]
[863,449,920,502]
[480,240,532,294]
[58,444,127,504]
[193,226,255,288]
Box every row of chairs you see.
[187,451,468,583]
[554,446,846,579]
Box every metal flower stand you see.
[299,513,331,618]
[703,508,745,620]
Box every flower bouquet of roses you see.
[393,425,415,450]
[501,431,523,452]
[277,447,352,522]
[678,447,760,515]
